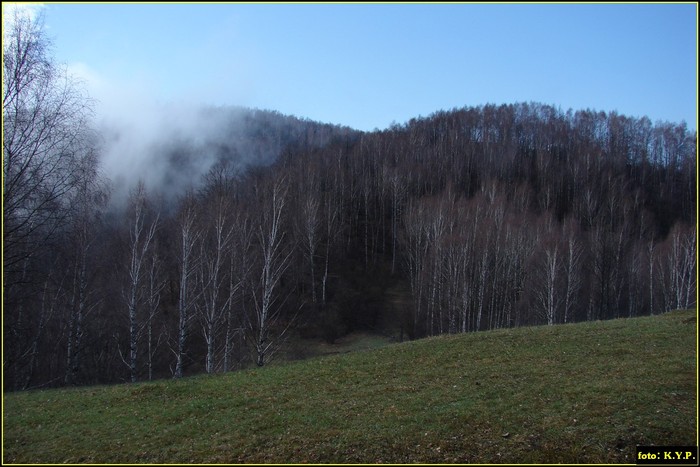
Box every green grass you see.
[4,310,697,463]
[282,331,396,362]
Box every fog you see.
[96,98,239,204]
[81,73,288,207]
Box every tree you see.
[196,188,234,374]
[296,192,321,303]
[562,223,583,323]
[197,159,248,373]
[320,191,340,308]
[388,167,408,274]
[62,152,107,385]
[660,223,696,311]
[144,239,165,381]
[222,205,252,372]
[248,175,294,367]
[173,195,200,378]
[3,8,104,389]
[535,239,561,326]
[120,182,159,383]
[4,92,697,388]
[402,199,429,337]
[3,9,96,290]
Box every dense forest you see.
[3,12,696,390]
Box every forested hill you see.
[5,101,696,390]
[98,105,361,208]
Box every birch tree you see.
[248,176,295,367]
[662,223,696,311]
[388,168,407,275]
[297,193,321,303]
[321,192,340,308]
[63,152,106,385]
[145,242,165,381]
[3,9,96,289]
[535,241,561,326]
[121,181,158,383]
[197,193,234,374]
[403,200,429,337]
[3,8,101,388]
[562,231,583,323]
[174,196,200,378]
[223,207,253,372]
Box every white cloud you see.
[2,3,44,44]
[2,2,45,26]
[2,2,44,18]
[67,62,242,206]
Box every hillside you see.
[3,309,696,464]
[5,0,696,394]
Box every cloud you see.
[7,5,290,211]
[67,62,262,208]
[2,2,45,22]
[2,2,45,42]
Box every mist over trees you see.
[3,12,696,390]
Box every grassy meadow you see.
[3,309,696,463]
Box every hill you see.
[6,100,697,390]
[3,309,696,463]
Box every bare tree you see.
[2,8,107,389]
[388,168,407,275]
[297,193,321,303]
[647,239,657,314]
[62,152,107,385]
[402,199,429,337]
[3,9,95,289]
[426,194,449,335]
[197,160,249,373]
[562,230,583,324]
[248,176,295,367]
[173,195,201,378]
[458,199,483,333]
[321,192,340,308]
[120,181,158,383]
[223,206,253,372]
[145,241,165,381]
[535,240,561,326]
[661,223,696,311]
[197,192,234,374]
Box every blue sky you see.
[12,2,699,131]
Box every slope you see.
[3,309,696,463]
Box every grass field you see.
[3,310,696,463]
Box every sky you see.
[5,2,698,133]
